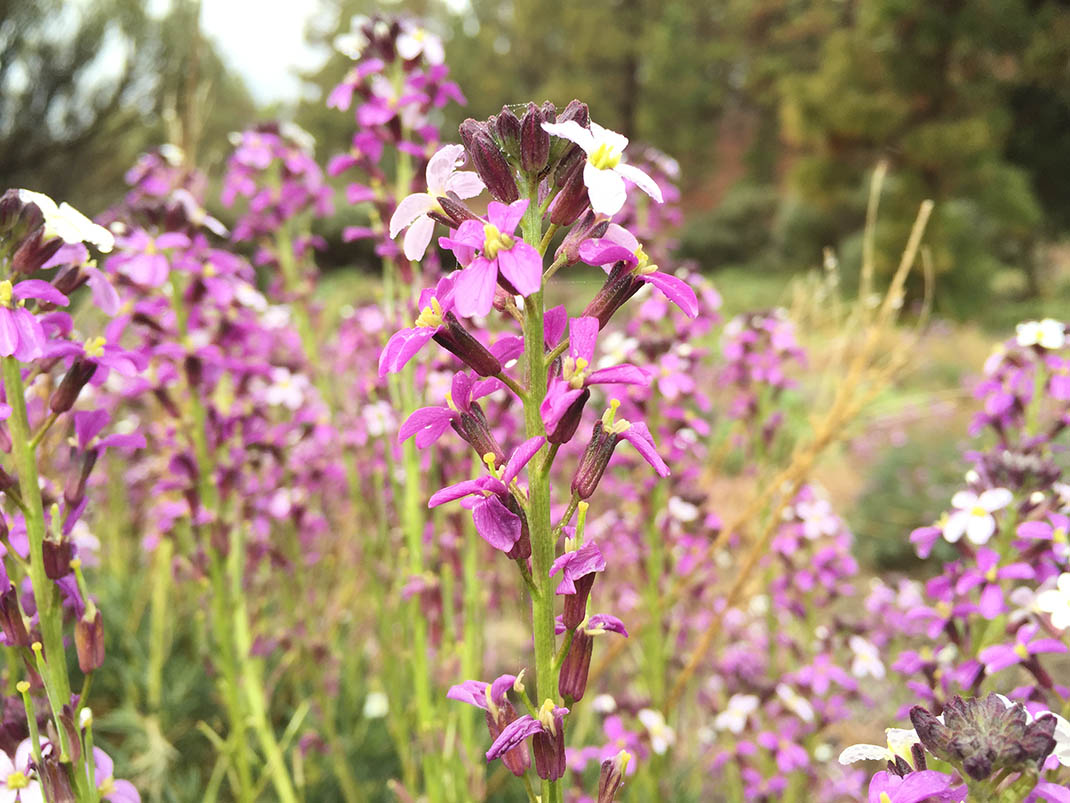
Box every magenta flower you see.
[438,200,542,317]
[389,144,484,261]
[399,371,498,450]
[379,275,457,375]
[579,224,697,318]
[1018,513,1070,563]
[91,747,141,803]
[109,230,191,287]
[954,548,1034,619]
[866,770,967,803]
[550,541,606,596]
[0,278,70,361]
[978,623,1068,675]
[428,436,544,553]
[554,613,628,637]
[487,701,570,781]
[448,674,530,777]
[541,316,648,438]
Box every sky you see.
[198,0,330,104]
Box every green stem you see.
[2,359,74,758]
[518,177,560,803]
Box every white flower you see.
[838,727,920,766]
[397,24,444,64]
[776,683,815,724]
[943,488,1013,545]
[796,497,839,539]
[280,121,316,154]
[362,691,389,719]
[849,636,885,679]
[667,496,700,523]
[265,368,308,410]
[637,708,675,755]
[362,401,395,438]
[0,738,42,803]
[1051,711,1070,767]
[1036,572,1070,631]
[591,694,617,714]
[714,694,759,734]
[540,120,662,216]
[17,189,114,253]
[159,143,185,165]
[1016,319,1065,350]
[389,144,484,261]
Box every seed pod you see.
[432,312,502,377]
[558,628,593,701]
[51,359,97,414]
[571,422,622,501]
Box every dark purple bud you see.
[0,588,30,647]
[571,422,622,501]
[494,107,522,158]
[582,261,641,329]
[42,539,73,580]
[75,608,105,673]
[555,210,609,265]
[558,628,593,701]
[597,750,631,803]
[0,190,22,235]
[435,196,481,228]
[520,103,551,174]
[0,466,16,493]
[450,401,506,466]
[547,388,589,445]
[64,448,98,507]
[532,709,567,782]
[184,354,203,389]
[548,100,590,166]
[11,230,63,274]
[562,572,596,630]
[460,118,518,203]
[910,741,927,771]
[432,312,502,377]
[51,359,98,414]
[549,156,590,226]
[38,752,75,803]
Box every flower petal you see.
[569,316,599,364]
[389,193,435,238]
[445,170,484,199]
[620,422,669,477]
[472,495,522,552]
[615,162,663,203]
[541,120,596,154]
[452,260,497,318]
[502,436,545,485]
[496,242,542,297]
[641,272,698,318]
[426,144,466,193]
[403,216,435,261]
[583,162,627,217]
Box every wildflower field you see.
[2,6,1070,803]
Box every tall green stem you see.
[518,179,560,803]
[3,360,75,757]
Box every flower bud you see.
[548,100,589,166]
[42,539,73,580]
[75,608,105,673]
[432,312,502,377]
[493,106,522,159]
[435,196,480,228]
[38,752,75,803]
[598,750,631,802]
[571,422,621,500]
[11,230,63,274]
[450,401,506,466]
[558,628,593,701]
[485,698,530,777]
[64,448,98,507]
[520,103,550,174]
[532,703,568,781]
[50,359,98,414]
[583,261,641,329]
[0,588,30,647]
[555,210,609,265]
[562,572,596,631]
[549,156,589,226]
[0,190,23,235]
[460,119,518,203]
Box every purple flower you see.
[399,371,498,451]
[428,437,544,553]
[439,200,542,317]
[0,279,68,361]
[866,770,966,803]
[954,548,1034,619]
[1018,513,1070,563]
[978,623,1067,674]
[550,542,606,596]
[389,144,484,261]
[92,747,141,803]
[579,224,697,318]
[447,674,529,777]
[541,316,648,438]
[487,701,569,781]
[109,230,191,287]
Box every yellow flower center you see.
[589,143,621,171]
[444,391,456,412]
[985,566,998,583]
[414,297,443,329]
[562,356,589,389]
[970,505,988,518]
[6,771,28,789]
[0,280,11,308]
[203,262,218,278]
[482,224,514,259]
[1014,642,1030,660]
[84,336,106,359]
[145,240,157,256]
[633,245,658,276]
[98,777,116,796]
[1054,528,1067,545]
[880,794,892,803]
[537,699,558,735]
[600,398,631,434]
[483,685,499,720]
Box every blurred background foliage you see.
[4,0,1070,314]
